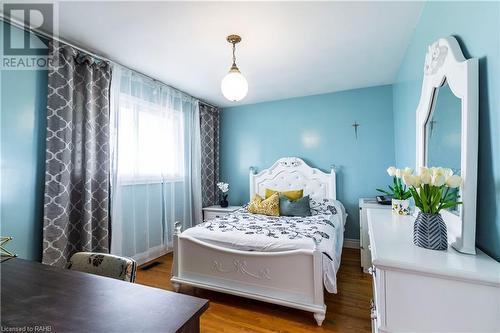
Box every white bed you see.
[171,157,345,326]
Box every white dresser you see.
[359,198,391,273]
[367,209,500,333]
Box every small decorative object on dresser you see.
[377,166,412,215]
[202,205,241,221]
[402,166,462,251]
[359,198,391,273]
[217,182,230,207]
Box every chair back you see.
[66,252,137,282]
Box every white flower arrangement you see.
[401,167,461,189]
[401,166,462,214]
[217,182,229,193]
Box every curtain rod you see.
[0,15,219,109]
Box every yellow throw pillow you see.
[265,188,303,201]
[248,193,280,216]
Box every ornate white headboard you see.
[249,157,336,200]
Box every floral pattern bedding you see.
[182,199,346,293]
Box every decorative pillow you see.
[309,198,339,216]
[279,195,311,217]
[265,188,303,201]
[248,193,280,216]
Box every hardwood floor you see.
[136,248,372,333]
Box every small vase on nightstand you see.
[220,194,229,208]
[217,182,230,208]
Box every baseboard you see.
[343,238,360,249]
[133,246,171,266]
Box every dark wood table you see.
[1,258,208,332]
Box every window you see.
[114,93,185,183]
[110,67,201,262]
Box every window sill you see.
[117,178,184,186]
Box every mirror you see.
[416,37,478,255]
[425,81,461,214]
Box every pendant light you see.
[221,34,248,102]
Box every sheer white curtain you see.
[110,66,202,264]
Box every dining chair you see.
[66,252,137,282]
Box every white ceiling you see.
[12,1,424,107]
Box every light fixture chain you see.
[232,42,236,66]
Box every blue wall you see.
[392,1,500,260]
[220,85,395,240]
[0,22,48,261]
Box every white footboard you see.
[171,227,326,325]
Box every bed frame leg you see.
[314,312,325,326]
[171,222,182,294]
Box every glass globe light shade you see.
[221,68,248,102]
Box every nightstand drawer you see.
[202,205,242,222]
[204,211,227,220]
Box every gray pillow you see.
[279,195,312,217]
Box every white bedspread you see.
[182,199,346,293]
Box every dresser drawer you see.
[370,265,386,332]
[370,301,379,333]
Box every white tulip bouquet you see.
[401,167,462,214]
[377,166,413,200]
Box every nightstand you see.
[202,205,242,221]
[359,198,391,273]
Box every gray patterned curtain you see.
[42,42,111,266]
[199,103,220,207]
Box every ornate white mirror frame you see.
[415,36,478,255]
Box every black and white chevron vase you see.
[413,212,448,251]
